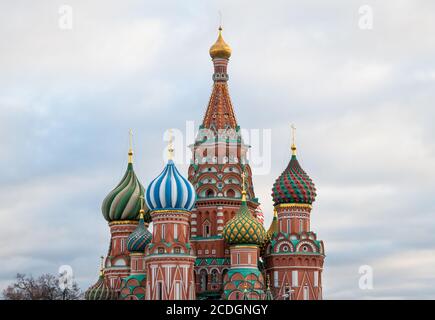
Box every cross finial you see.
[167,129,174,161]
[128,129,134,163]
[139,195,145,218]
[218,11,223,29]
[291,124,297,155]
[241,169,247,201]
[99,256,104,275]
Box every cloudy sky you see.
[1,0,435,299]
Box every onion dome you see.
[223,173,266,246]
[271,134,316,205]
[85,258,117,300]
[127,209,152,253]
[267,208,278,238]
[102,142,146,222]
[209,27,232,59]
[255,206,265,225]
[145,160,196,211]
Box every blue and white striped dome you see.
[145,160,196,211]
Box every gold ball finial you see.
[291,124,297,155]
[167,129,174,161]
[209,26,232,59]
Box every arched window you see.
[203,221,211,238]
[206,189,214,198]
[200,270,208,291]
[211,269,219,283]
[226,189,235,197]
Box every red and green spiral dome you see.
[271,151,316,205]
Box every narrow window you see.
[314,271,319,287]
[204,224,210,237]
[273,271,279,288]
[157,282,163,300]
[174,224,178,239]
[303,286,309,300]
[287,219,291,233]
[292,270,298,287]
[175,282,181,300]
[161,224,166,241]
[299,219,303,232]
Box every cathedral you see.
[85,27,325,300]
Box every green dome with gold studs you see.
[223,172,266,246]
[223,200,266,246]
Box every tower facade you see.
[263,141,325,300]
[188,27,260,299]
[222,172,267,300]
[144,159,197,300]
[119,206,152,300]
[100,147,146,294]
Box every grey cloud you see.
[1,0,435,299]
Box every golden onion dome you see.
[209,27,232,59]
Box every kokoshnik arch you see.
[85,27,325,301]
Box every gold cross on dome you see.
[167,129,174,160]
[129,129,133,150]
[140,195,144,211]
[291,124,296,146]
[290,124,297,155]
[99,256,104,275]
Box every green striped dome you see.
[102,163,146,222]
[223,200,266,246]
[85,274,117,300]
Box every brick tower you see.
[144,141,197,300]
[100,141,145,294]
[263,129,325,300]
[188,27,260,299]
